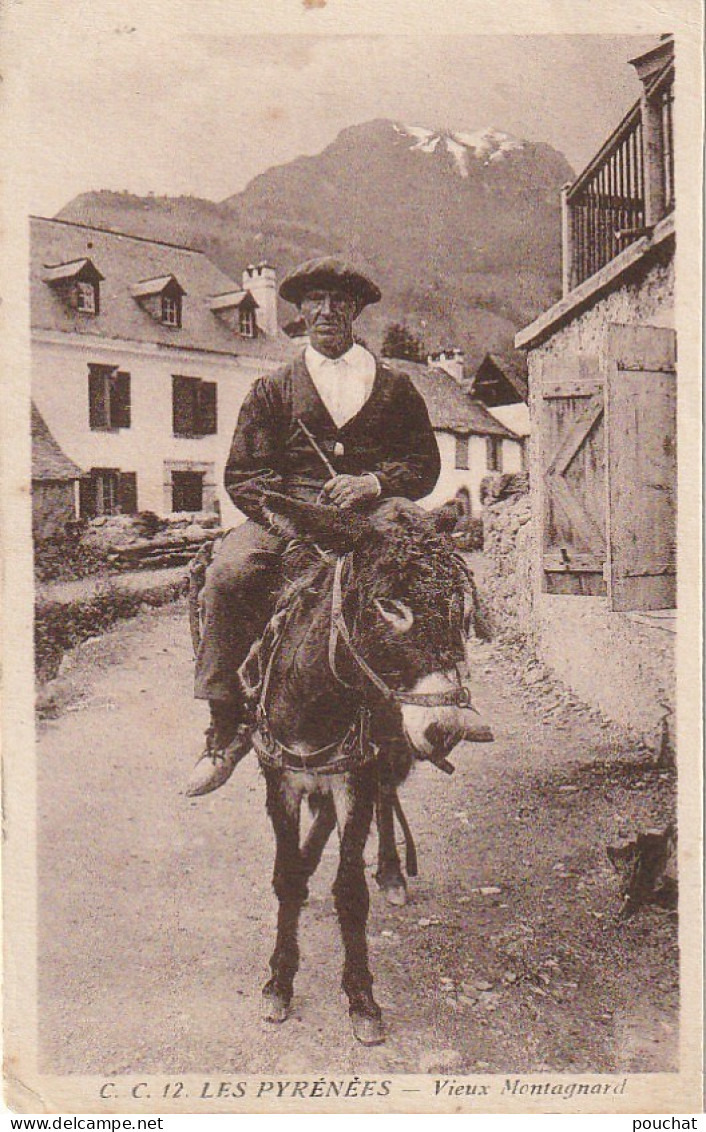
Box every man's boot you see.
[185,702,252,798]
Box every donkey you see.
[243,490,491,1046]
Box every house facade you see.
[515,37,676,733]
[393,358,524,512]
[31,217,297,528]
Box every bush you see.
[381,322,427,362]
[34,577,187,681]
[34,531,111,583]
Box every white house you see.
[30,217,298,528]
[390,358,524,513]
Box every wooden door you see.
[541,355,606,594]
[605,324,677,611]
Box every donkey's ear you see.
[260,492,372,550]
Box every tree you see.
[381,322,427,363]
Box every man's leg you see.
[187,520,285,795]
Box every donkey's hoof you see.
[382,880,407,907]
[376,872,408,906]
[350,1011,385,1046]
[262,987,290,1024]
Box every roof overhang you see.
[43,258,104,285]
[515,212,674,351]
[209,289,259,312]
[130,274,186,299]
[470,354,528,404]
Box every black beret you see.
[279,256,382,308]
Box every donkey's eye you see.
[374,598,414,633]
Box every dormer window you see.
[162,293,181,327]
[43,258,103,315]
[130,274,185,328]
[209,288,259,337]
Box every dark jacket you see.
[225,351,440,521]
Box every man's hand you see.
[322,473,381,510]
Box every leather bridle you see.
[250,551,477,775]
[328,555,477,711]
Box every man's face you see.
[299,287,359,358]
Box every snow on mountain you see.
[394,123,525,176]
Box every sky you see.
[16,11,659,217]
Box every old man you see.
[187,256,441,795]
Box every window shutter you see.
[79,476,96,519]
[486,437,503,472]
[540,355,606,595]
[173,375,196,436]
[198,381,217,435]
[118,472,138,515]
[88,365,110,429]
[605,324,676,611]
[454,435,469,470]
[111,371,131,428]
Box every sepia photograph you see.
[1,0,702,1116]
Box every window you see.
[88,365,131,430]
[172,376,217,437]
[76,281,98,314]
[162,293,181,327]
[79,469,138,518]
[454,435,469,470]
[486,436,503,472]
[172,470,204,512]
[239,308,256,337]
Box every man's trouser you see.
[194,520,286,712]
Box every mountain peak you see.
[392,122,525,176]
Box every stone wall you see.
[479,473,533,641]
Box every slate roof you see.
[389,360,520,439]
[31,403,84,481]
[467,351,529,405]
[30,217,298,363]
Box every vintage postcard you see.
[1,0,702,1116]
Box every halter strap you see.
[328,555,477,711]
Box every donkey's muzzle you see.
[401,671,494,759]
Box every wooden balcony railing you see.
[562,60,674,293]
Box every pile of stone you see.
[82,511,222,570]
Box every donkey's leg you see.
[263,770,306,1023]
[300,794,337,879]
[375,784,407,907]
[331,773,384,1046]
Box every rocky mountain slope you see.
[57,119,574,365]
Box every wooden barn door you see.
[605,325,677,611]
[541,355,606,595]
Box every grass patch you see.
[35,577,187,681]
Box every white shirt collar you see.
[305,341,375,376]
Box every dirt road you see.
[37,599,677,1076]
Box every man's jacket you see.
[225,351,441,521]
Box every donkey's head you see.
[258,492,490,765]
